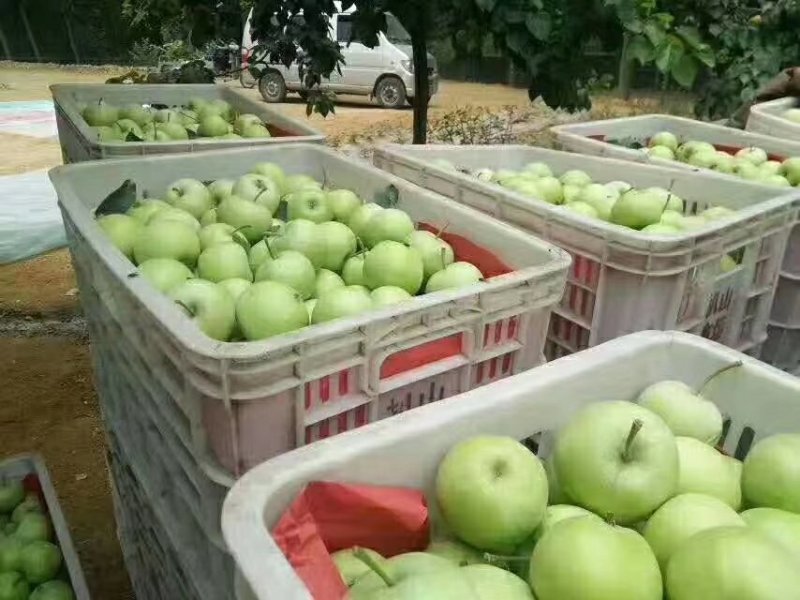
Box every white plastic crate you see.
[0,455,91,600]
[761,324,800,374]
[374,144,800,359]
[770,272,800,327]
[551,114,800,170]
[51,84,325,163]
[221,330,800,600]
[747,98,800,141]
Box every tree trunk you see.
[617,33,633,100]
[64,10,81,64]
[0,24,11,61]
[411,34,430,145]
[19,1,41,62]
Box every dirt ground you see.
[0,61,681,599]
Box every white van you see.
[242,5,438,109]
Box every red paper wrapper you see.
[272,481,430,600]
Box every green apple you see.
[559,169,592,187]
[675,436,742,510]
[30,581,76,600]
[273,219,326,268]
[11,495,42,523]
[147,206,201,231]
[502,178,540,198]
[425,262,483,294]
[349,203,384,239]
[342,254,366,286]
[154,108,180,123]
[649,131,679,152]
[425,540,487,567]
[760,160,783,176]
[641,223,680,234]
[160,121,190,140]
[734,160,761,180]
[605,180,632,195]
[316,221,357,272]
[133,220,201,267]
[363,208,415,247]
[179,108,199,127]
[643,493,745,568]
[164,178,213,219]
[530,516,662,600]
[216,195,274,244]
[208,179,235,204]
[765,174,793,186]
[364,241,424,295]
[248,238,276,273]
[712,152,736,173]
[20,541,62,584]
[688,150,718,169]
[113,118,144,140]
[217,278,252,303]
[562,201,599,219]
[0,571,29,600]
[311,285,373,323]
[0,482,23,514]
[198,114,231,137]
[371,286,412,308]
[287,189,333,223]
[255,250,316,299]
[0,536,24,571]
[666,526,800,599]
[637,379,723,444]
[472,168,494,182]
[575,184,618,220]
[736,146,768,166]
[327,189,363,223]
[234,114,263,134]
[492,169,519,183]
[199,223,250,251]
[187,97,207,112]
[198,243,253,283]
[232,174,281,214]
[648,145,676,160]
[742,433,800,513]
[462,564,534,600]
[284,174,322,196]
[562,184,583,204]
[200,209,217,226]
[436,435,548,553]
[533,176,564,204]
[236,281,309,340]
[675,215,707,231]
[407,231,455,279]
[660,210,684,228]
[644,187,684,212]
[781,157,800,185]
[677,141,715,162]
[251,162,287,193]
[348,551,461,598]
[554,401,679,524]
[14,512,51,543]
[315,269,346,298]
[141,122,172,141]
[611,189,665,230]
[742,507,800,562]
[523,162,553,178]
[331,547,386,586]
[241,123,271,138]
[96,214,141,260]
[127,199,170,223]
[209,99,234,119]
[93,125,122,142]
[137,258,194,293]
[170,279,236,341]
[82,100,119,127]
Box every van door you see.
[332,13,383,94]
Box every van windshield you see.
[385,15,411,45]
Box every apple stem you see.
[355,236,367,253]
[435,222,450,239]
[623,419,644,462]
[174,300,194,316]
[604,513,617,526]
[264,237,276,259]
[698,360,743,395]
[440,247,447,269]
[353,548,395,587]
[482,552,529,564]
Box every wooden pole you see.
[19,1,42,62]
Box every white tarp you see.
[0,170,66,264]
[0,101,58,138]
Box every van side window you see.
[336,15,354,43]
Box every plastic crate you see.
[761,324,800,374]
[747,98,800,142]
[0,454,91,600]
[50,84,325,163]
[221,330,800,600]
[373,143,800,359]
[50,144,569,475]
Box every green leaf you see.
[505,30,530,54]
[671,54,699,88]
[375,185,399,208]
[475,0,497,11]
[628,35,655,65]
[675,25,703,50]
[693,44,716,68]
[643,21,666,47]
[655,35,684,73]
[525,12,552,41]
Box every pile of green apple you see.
[96,163,485,342]
[432,158,738,234]
[328,364,800,599]
[81,97,272,143]
[781,107,800,125]
[644,130,800,188]
[0,481,75,600]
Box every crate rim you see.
[221,329,800,600]
[50,83,325,152]
[50,143,571,362]
[376,142,800,252]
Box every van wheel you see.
[259,71,287,103]
[375,77,407,109]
